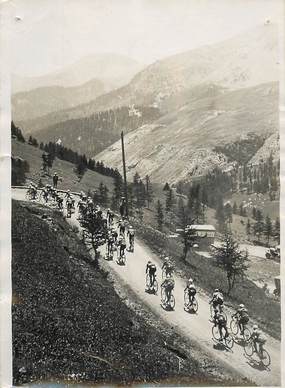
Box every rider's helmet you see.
[148,260,151,264]
[239,304,245,308]
[215,288,219,292]
[253,325,258,331]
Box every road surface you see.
[12,189,281,386]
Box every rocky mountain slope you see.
[96,82,278,184]
[15,23,279,135]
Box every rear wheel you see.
[161,287,167,304]
[260,349,271,367]
[243,327,251,342]
[230,318,239,335]
[190,298,198,313]
[169,294,175,310]
[152,279,158,294]
[212,325,220,341]
[244,341,254,357]
[225,335,234,349]
[184,290,190,309]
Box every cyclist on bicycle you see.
[162,257,174,278]
[118,219,126,236]
[42,187,49,202]
[185,278,197,304]
[111,228,118,244]
[107,232,115,257]
[232,304,249,335]
[214,310,229,342]
[209,289,224,312]
[146,260,157,288]
[251,325,266,356]
[127,226,135,250]
[161,276,175,305]
[66,197,73,213]
[118,235,127,258]
[28,184,37,200]
[56,195,63,209]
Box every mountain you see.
[12,53,144,93]
[15,23,279,135]
[12,78,106,122]
[96,82,279,184]
[30,105,161,157]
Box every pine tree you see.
[163,182,170,191]
[246,219,251,238]
[214,233,249,295]
[215,196,225,231]
[264,215,272,245]
[165,188,175,212]
[145,175,154,209]
[156,200,164,230]
[274,217,280,243]
[224,203,233,224]
[253,210,264,242]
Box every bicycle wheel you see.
[243,327,251,342]
[153,279,158,294]
[230,319,239,335]
[191,298,199,313]
[184,290,190,309]
[210,303,214,318]
[169,294,175,310]
[225,335,234,349]
[244,341,254,357]
[162,268,166,280]
[161,287,166,305]
[212,325,220,341]
[260,349,271,367]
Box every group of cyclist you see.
[25,180,268,360]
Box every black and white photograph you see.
[0,0,284,386]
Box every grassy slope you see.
[12,139,114,193]
[13,200,235,386]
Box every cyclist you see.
[161,276,175,305]
[111,227,118,244]
[185,278,197,304]
[42,187,49,203]
[251,325,267,356]
[56,195,63,209]
[213,310,229,342]
[127,226,135,250]
[108,210,114,226]
[232,304,249,335]
[107,231,115,257]
[209,289,224,312]
[162,257,174,278]
[118,219,126,236]
[28,184,37,200]
[118,235,127,258]
[65,189,71,199]
[66,197,73,214]
[146,260,157,288]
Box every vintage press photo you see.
[0,0,284,386]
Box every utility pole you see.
[121,131,129,218]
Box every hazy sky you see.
[6,0,282,76]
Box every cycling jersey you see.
[146,263,156,273]
[162,278,175,289]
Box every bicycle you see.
[161,286,175,310]
[244,339,271,367]
[146,273,158,294]
[184,289,198,313]
[25,188,38,201]
[116,251,126,265]
[212,324,234,349]
[230,316,251,342]
[105,244,114,261]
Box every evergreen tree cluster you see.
[39,141,121,180]
[247,208,280,244]
[28,136,39,147]
[12,156,30,185]
[11,121,25,142]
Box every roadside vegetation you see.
[12,200,237,386]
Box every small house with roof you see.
[190,224,216,249]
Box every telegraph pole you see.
[121,131,129,218]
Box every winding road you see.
[12,188,281,386]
